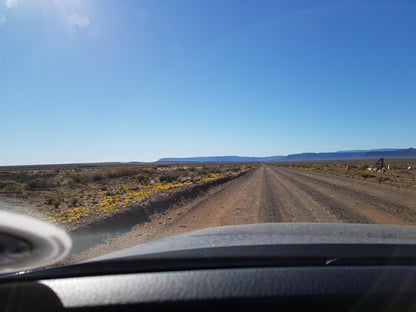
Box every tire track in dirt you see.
[267,167,372,224]
[296,168,416,223]
[257,166,340,223]
[256,166,285,222]
[273,167,414,225]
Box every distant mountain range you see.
[158,156,285,162]
[157,148,416,162]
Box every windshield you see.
[0,0,415,267]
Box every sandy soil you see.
[67,164,416,264]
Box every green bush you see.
[207,167,221,174]
[46,197,61,208]
[196,169,209,177]
[141,167,158,174]
[69,172,85,184]
[0,180,25,192]
[71,198,78,207]
[27,177,51,189]
[136,174,149,183]
[69,172,98,184]
[92,173,104,181]
[104,167,140,179]
[360,172,374,179]
[159,175,176,183]
[230,167,242,172]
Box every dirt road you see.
[69,164,416,262]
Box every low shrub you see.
[136,174,149,183]
[207,167,221,174]
[27,177,51,189]
[0,180,25,192]
[196,169,209,177]
[46,197,61,208]
[104,167,141,179]
[71,198,78,207]
[230,167,242,172]
[69,172,88,184]
[69,171,103,184]
[159,175,177,183]
[360,172,374,179]
[142,167,158,174]
[92,172,104,181]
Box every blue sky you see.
[1,0,415,165]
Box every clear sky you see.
[1,0,415,165]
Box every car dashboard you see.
[3,223,416,311]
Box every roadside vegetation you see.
[0,164,253,227]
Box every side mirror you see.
[0,211,71,274]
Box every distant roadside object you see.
[367,158,387,172]
[366,159,413,172]
[374,158,385,171]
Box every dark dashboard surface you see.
[3,223,416,311]
[3,243,416,311]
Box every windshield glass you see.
[0,0,415,267]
